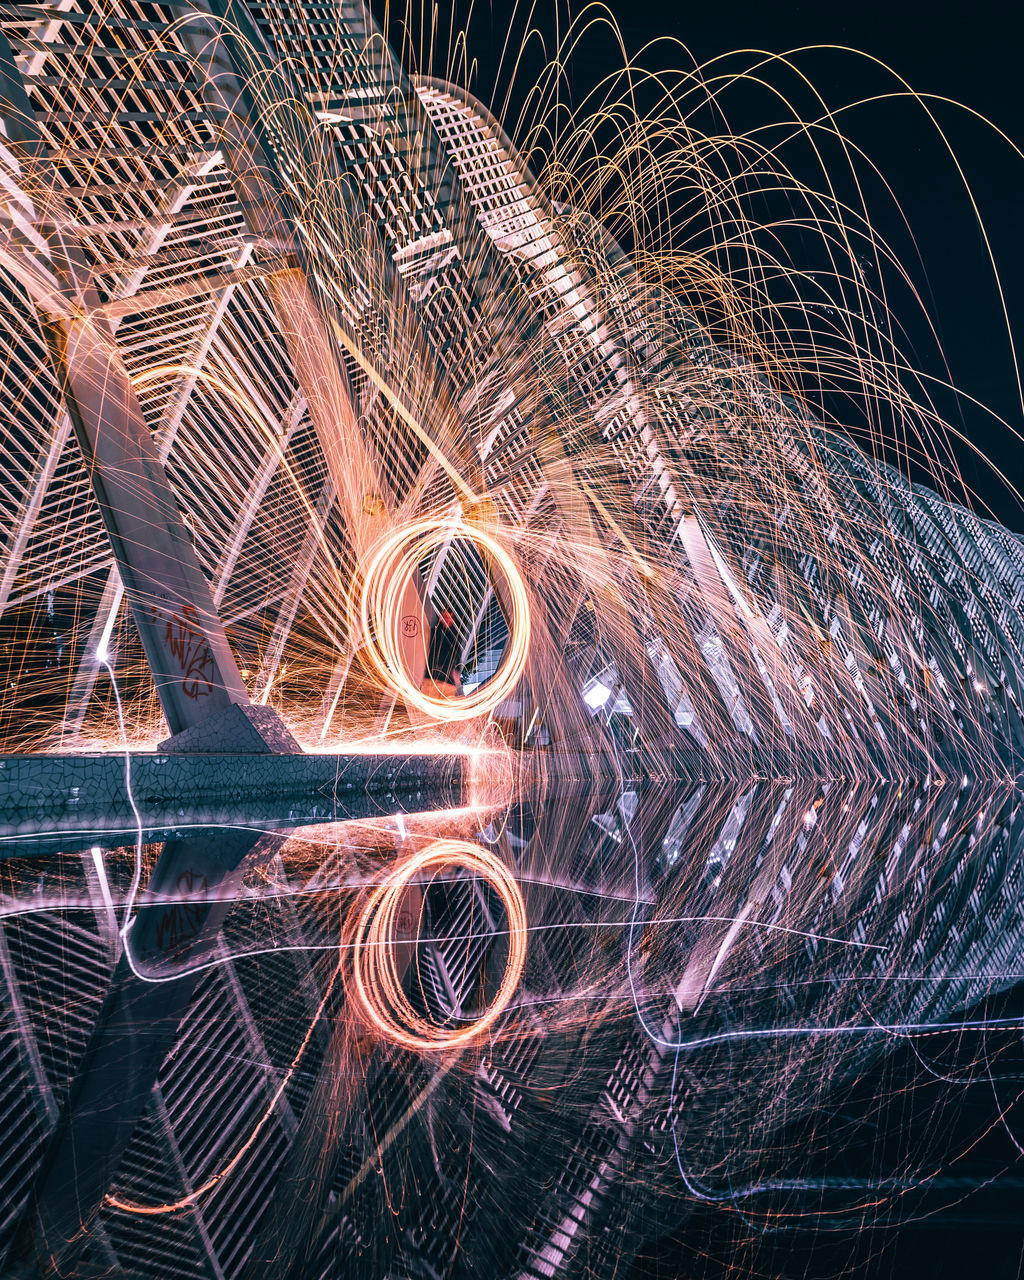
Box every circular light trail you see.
[357,518,530,721]
[350,838,527,1052]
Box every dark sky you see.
[373,0,1024,531]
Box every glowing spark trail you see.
[1,1,1023,1275]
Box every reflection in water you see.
[1,780,1023,1277]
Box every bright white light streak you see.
[90,845,118,934]
[583,680,612,710]
[95,575,124,664]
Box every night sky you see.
[373,0,1024,532]
[599,0,1024,533]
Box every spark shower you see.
[0,1,1022,1277]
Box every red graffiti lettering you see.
[158,604,215,700]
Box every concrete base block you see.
[158,702,302,754]
[0,749,469,838]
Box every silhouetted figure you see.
[427,608,462,687]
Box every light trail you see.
[105,969,340,1216]
[358,518,531,722]
[350,838,527,1051]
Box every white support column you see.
[212,390,308,606]
[254,477,337,705]
[59,564,120,745]
[0,412,72,614]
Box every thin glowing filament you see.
[105,969,338,1215]
[351,839,527,1052]
[357,519,531,721]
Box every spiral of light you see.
[350,838,527,1052]
[357,518,531,721]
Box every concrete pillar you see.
[0,33,299,753]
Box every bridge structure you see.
[1,3,1024,1279]
[0,0,1020,772]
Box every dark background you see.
[372,0,1024,532]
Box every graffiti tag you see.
[152,604,215,699]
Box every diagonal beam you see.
[253,475,336,704]
[62,271,243,740]
[0,117,221,637]
[0,410,72,614]
[212,389,308,606]
[14,0,77,80]
[183,6,440,725]
[16,829,274,1274]
[0,142,222,618]
[154,1088,227,1280]
[0,35,297,751]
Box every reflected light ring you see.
[351,838,527,1052]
